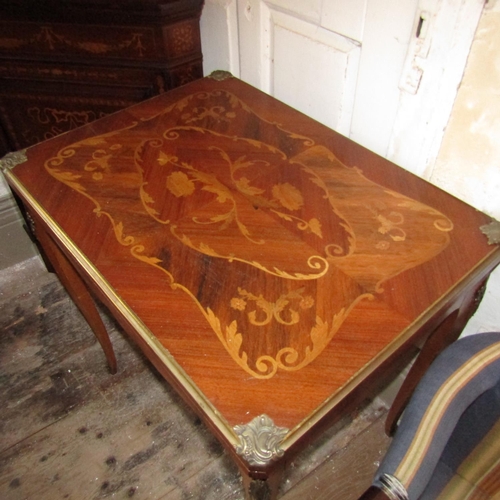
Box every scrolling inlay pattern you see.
[43,89,454,379]
[0,25,152,58]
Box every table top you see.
[3,73,500,466]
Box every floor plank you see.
[281,416,391,500]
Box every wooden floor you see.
[0,256,391,500]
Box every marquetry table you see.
[2,72,500,499]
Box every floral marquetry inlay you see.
[230,288,314,326]
[0,24,153,58]
[44,88,455,379]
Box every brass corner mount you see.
[480,220,500,245]
[0,149,28,172]
[233,414,289,467]
[208,70,234,81]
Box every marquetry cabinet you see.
[0,0,204,157]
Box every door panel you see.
[267,9,360,134]
[235,0,409,141]
[201,0,483,174]
[349,0,419,156]
[321,0,367,42]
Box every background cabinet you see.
[0,0,204,156]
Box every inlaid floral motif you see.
[44,88,454,379]
[272,183,304,211]
[230,287,314,327]
[0,25,151,57]
[166,171,195,197]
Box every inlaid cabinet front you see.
[0,0,204,156]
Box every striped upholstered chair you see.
[359,331,500,500]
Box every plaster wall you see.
[431,1,500,221]
[431,0,500,335]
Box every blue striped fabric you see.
[372,331,500,500]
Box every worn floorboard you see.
[0,256,390,499]
[281,416,390,500]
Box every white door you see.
[200,0,484,177]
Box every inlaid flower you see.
[231,297,247,311]
[236,177,265,197]
[166,171,195,197]
[376,241,391,250]
[158,151,178,166]
[272,183,304,211]
[299,295,315,310]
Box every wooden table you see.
[2,73,500,499]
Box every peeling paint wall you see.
[431,1,500,220]
[431,0,500,335]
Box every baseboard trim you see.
[0,193,39,270]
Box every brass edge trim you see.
[4,170,240,449]
[279,247,500,451]
[0,149,28,171]
[480,220,500,245]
